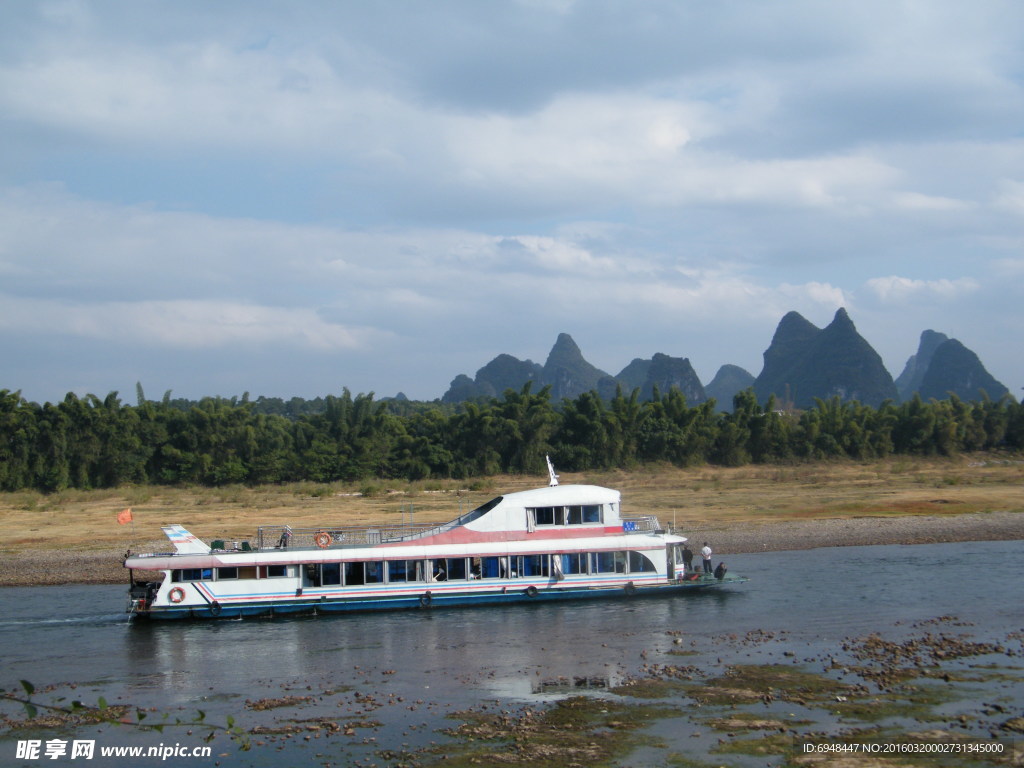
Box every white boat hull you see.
[129,572,747,620]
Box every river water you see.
[2,539,1022,767]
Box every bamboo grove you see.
[0,385,1021,492]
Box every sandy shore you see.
[0,511,1021,587]
[687,509,1024,556]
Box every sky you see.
[2,0,1022,405]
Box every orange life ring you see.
[168,587,186,603]
[314,531,332,549]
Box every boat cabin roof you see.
[491,484,619,509]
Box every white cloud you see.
[865,276,980,302]
[680,154,898,209]
[448,92,707,187]
[498,235,619,273]
[993,179,1024,214]
[991,258,1024,277]
[0,39,418,158]
[444,89,901,211]
[778,281,849,308]
[0,294,377,350]
[891,192,973,212]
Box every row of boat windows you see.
[170,550,656,585]
[528,505,603,526]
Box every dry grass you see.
[0,455,1021,555]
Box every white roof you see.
[496,484,619,508]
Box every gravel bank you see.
[0,512,1021,587]
[687,510,1024,556]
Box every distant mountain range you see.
[895,330,1009,403]
[440,309,1010,409]
[753,308,898,408]
[441,332,706,405]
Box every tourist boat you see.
[124,460,746,620]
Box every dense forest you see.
[0,385,1021,492]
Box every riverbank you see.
[1,509,1021,587]
[689,508,1024,555]
[2,455,1021,586]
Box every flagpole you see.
[117,508,136,551]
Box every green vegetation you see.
[0,384,1021,492]
[413,696,675,768]
[1,679,249,749]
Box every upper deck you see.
[129,483,665,561]
[249,483,656,551]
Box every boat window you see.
[591,551,626,574]
[345,561,384,585]
[344,562,364,585]
[387,560,423,583]
[478,556,502,579]
[443,557,467,580]
[173,568,213,582]
[557,553,588,575]
[512,554,549,578]
[216,567,238,580]
[304,564,320,586]
[321,562,342,586]
[258,565,289,578]
[533,506,560,525]
[627,551,657,573]
[530,505,603,526]
[365,561,383,584]
[471,496,504,515]
[238,566,257,580]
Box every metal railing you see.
[255,506,491,551]
[252,512,662,550]
[256,523,430,550]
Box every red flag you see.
[117,508,133,525]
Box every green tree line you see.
[0,385,1021,492]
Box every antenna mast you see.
[546,454,559,487]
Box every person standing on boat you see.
[701,542,713,574]
[682,544,693,574]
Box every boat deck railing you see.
[255,522,438,550]
[254,505,493,551]
[251,513,663,551]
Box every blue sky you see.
[2,1,1022,403]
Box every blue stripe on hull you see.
[135,576,747,620]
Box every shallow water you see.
[2,539,1021,766]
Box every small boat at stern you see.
[124,460,747,620]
